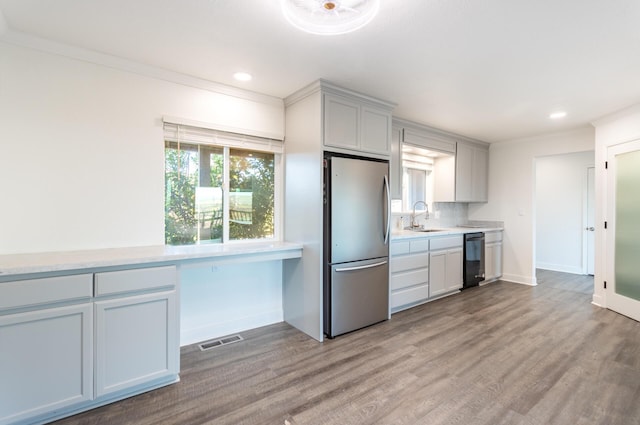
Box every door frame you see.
[605,138,640,322]
[583,166,595,275]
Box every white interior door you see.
[606,140,640,322]
[586,167,595,275]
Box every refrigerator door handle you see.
[335,261,388,272]
[383,174,391,244]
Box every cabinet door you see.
[455,143,474,201]
[390,125,403,199]
[95,290,178,397]
[473,147,489,202]
[361,105,391,155]
[494,242,503,279]
[433,155,456,202]
[485,243,496,280]
[429,250,448,297]
[446,248,463,291]
[323,93,359,150]
[0,304,93,425]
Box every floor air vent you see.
[199,334,244,351]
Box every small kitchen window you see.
[163,122,282,245]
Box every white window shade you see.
[163,120,284,154]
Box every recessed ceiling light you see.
[233,72,252,82]
[549,111,567,119]
[281,0,380,36]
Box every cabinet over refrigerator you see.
[323,152,390,338]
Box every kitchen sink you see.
[404,227,446,233]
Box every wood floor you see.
[53,273,640,425]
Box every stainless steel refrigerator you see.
[323,152,390,338]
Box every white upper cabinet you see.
[361,105,392,155]
[391,118,489,204]
[323,93,360,151]
[321,83,394,157]
[455,141,489,203]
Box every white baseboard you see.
[501,273,537,286]
[180,309,283,347]
[537,263,584,275]
[591,293,605,307]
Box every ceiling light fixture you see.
[281,0,380,36]
[549,111,567,119]
[233,72,252,82]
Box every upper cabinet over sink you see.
[391,117,489,203]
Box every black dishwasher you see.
[463,232,485,289]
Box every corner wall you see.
[468,127,595,285]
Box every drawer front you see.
[391,253,429,273]
[409,239,429,253]
[391,268,428,291]
[430,235,463,250]
[0,274,93,311]
[95,266,177,297]
[485,231,503,243]
[391,284,429,309]
[390,241,410,256]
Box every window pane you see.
[615,149,640,301]
[165,142,199,244]
[165,142,224,245]
[197,146,224,242]
[229,149,274,241]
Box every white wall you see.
[179,261,283,346]
[592,104,640,307]
[469,127,595,285]
[535,151,594,273]
[0,41,284,255]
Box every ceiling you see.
[1,0,639,142]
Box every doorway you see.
[535,151,595,280]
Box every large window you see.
[164,123,280,245]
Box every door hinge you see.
[604,221,608,229]
[604,281,607,289]
[605,161,608,169]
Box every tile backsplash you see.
[392,202,469,230]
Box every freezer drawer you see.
[326,258,389,338]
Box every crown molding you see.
[0,29,283,108]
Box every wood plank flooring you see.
[53,273,640,425]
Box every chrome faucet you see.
[411,201,429,228]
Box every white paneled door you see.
[606,139,640,321]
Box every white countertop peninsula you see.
[0,241,303,279]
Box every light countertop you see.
[391,226,503,240]
[0,241,303,278]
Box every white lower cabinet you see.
[94,266,179,398]
[95,290,178,397]
[429,235,463,298]
[0,272,94,425]
[485,231,503,282]
[390,239,430,313]
[0,265,179,425]
[0,303,93,425]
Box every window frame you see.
[163,122,283,245]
